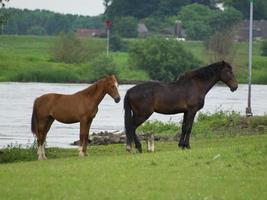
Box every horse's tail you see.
[124,91,134,145]
[31,100,38,135]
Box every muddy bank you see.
[71,131,178,146]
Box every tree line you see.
[104,0,267,20]
[0,8,104,35]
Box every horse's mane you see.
[176,61,229,82]
[79,78,105,96]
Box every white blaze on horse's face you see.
[107,75,121,103]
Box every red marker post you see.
[105,20,112,56]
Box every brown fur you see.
[124,61,238,152]
[31,75,120,159]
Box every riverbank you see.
[1,112,266,163]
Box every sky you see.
[6,0,105,16]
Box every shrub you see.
[110,34,127,52]
[90,54,119,80]
[51,32,87,64]
[261,40,267,56]
[27,26,47,35]
[206,29,237,63]
[128,37,200,81]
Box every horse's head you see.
[219,61,238,92]
[104,75,121,103]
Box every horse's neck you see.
[198,75,219,95]
[84,80,106,105]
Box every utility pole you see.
[105,19,112,56]
[246,0,253,117]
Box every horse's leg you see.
[179,112,187,148]
[182,110,197,149]
[147,133,155,152]
[36,117,49,160]
[133,113,152,153]
[79,118,91,157]
[40,116,54,160]
[126,126,134,152]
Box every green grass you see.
[1,113,267,199]
[0,135,266,199]
[0,35,266,83]
[138,112,267,138]
[112,52,149,80]
[0,35,149,82]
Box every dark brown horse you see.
[31,75,120,160]
[124,61,238,153]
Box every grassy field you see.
[0,35,149,82]
[0,134,266,200]
[0,113,267,199]
[0,35,266,83]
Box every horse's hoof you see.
[38,155,44,160]
[137,148,142,153]
[79,151,86,157]
[185,145,191,149]
[178,143,184,149]
[126,145,132,152]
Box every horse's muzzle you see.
[230,85,238,92]
[114,97,121,103]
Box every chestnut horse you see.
[31,75,120,160]
[124,61,238,153]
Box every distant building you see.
[236,20,267,41]
[137,23,149,38]
[76,28,102,37]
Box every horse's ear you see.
[222,60,226,65]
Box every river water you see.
[0,82,266,148]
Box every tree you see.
[112,16,138,38]
[154,0,191,16]
[0,0,9,27]
[105,0,160,19]
[177,3,242,40]
[178,3,215,40]
[223,0,267,20]
[206,7,242,64]
[0,0,9,7]
[1,8,104,35]
[129,37,200,81]
[104,0,221,19]
[207,29,237,63]
[209,6,242,31]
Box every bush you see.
[90,54,119,80]
[27,26,47,35]
[261,40,267,56]
[110,34,127,52]
[51,32,87,64]
[128,37,200,81]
